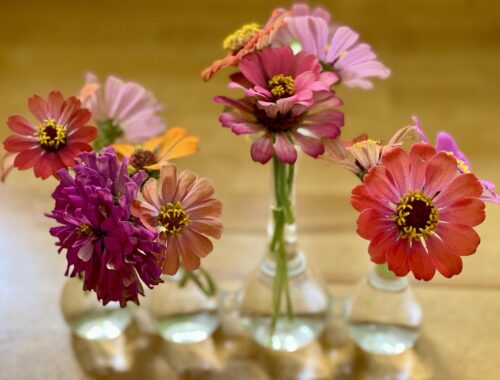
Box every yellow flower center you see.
[268,74,295,98]
[36,118,66,151]
[445,152,470,173]
[76,223,93,237]
[223,23,261,52]
[158,201,189,237]
[351,139,380,149]
[392,190,439,241]
[130,148,157,170]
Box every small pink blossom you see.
[80,73,166,144]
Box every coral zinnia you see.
[278,5,390,89]
[352,143,486,280]
[215,46,344,164]
[132,163,223,275]
[48,149,164,306]
[2,91,97,180]
[112,127,199,172]
[80,73,166,146]
[201,8,288,81]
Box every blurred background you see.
[1,1,499,379]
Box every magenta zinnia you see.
[2,91,97,180]
[48,149,164,306]
[132,163,223,275]
[352,143,486,280]
[215,46,344,164]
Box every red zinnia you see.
[352,143,486,280]
[2,91,97,180]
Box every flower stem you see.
[179,267,217,297]
[269,157,296,339]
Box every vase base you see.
[347,322,418,355]
[156,312,218,344]
[68,308,132,341]
[241,316,324,352]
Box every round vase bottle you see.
[147,268,219,344]
[60,277,133,341]
[346,264,422,355]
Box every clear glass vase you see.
[346,264,423,355]
[60,277,133,341]
[147,267,219,344]
[238,157,331,352]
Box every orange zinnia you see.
[112,127,199,171]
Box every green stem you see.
[178,267,217,297]
[269,157,296,339]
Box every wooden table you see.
[1,1,500,379]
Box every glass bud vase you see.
[346,264,423,355]
[60,276,133,341]
[238,157,330,352]
[147,267,219,344]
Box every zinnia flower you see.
[112,127,199,172]
[132,163,223,275]
[48,149,164,306]
[352,143,486,280]
[277,4,390,89]
[201,8,288,81]
[413,116,500,204]
[80,73,166,145]
[215,46,344,164]
[323,125,422,179]
[2,91,97,180]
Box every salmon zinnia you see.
[352,143,486,280]
[132,163,223,275]
[2,91,97,180]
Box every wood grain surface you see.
[1,1,499,379]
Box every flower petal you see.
[437,223,480,256]
[250,134,274,164]
[28,95,49,123]
[292,132,324,158]
[434,173,483,208]
[408,241,436,281]
[380,146,410,194]
[386,239,411,277]
[273,133,297,164]
[424,151,458,196]
[439,197,485,227]
[7,115,36,135]
[426,235,463,278]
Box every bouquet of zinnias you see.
[2,75,222,306]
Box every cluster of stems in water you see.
[270,156,296,336]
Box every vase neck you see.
[369,264,409,292]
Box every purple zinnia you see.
[47,148,164,306]
[215,46,344,164]
[413,116,500,205]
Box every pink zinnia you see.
[352,143,486,280]
[278,5,390,89]
[80,73,166,144]
[132,163,223,275]
[215,46,344,164]
[2,91,97,180]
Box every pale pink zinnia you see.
[79,73,166,144]
[215,46,344,164]
[323,125,422,179]
[352,143,485,280]
[132,163,223,274]
[277,4,390,89]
